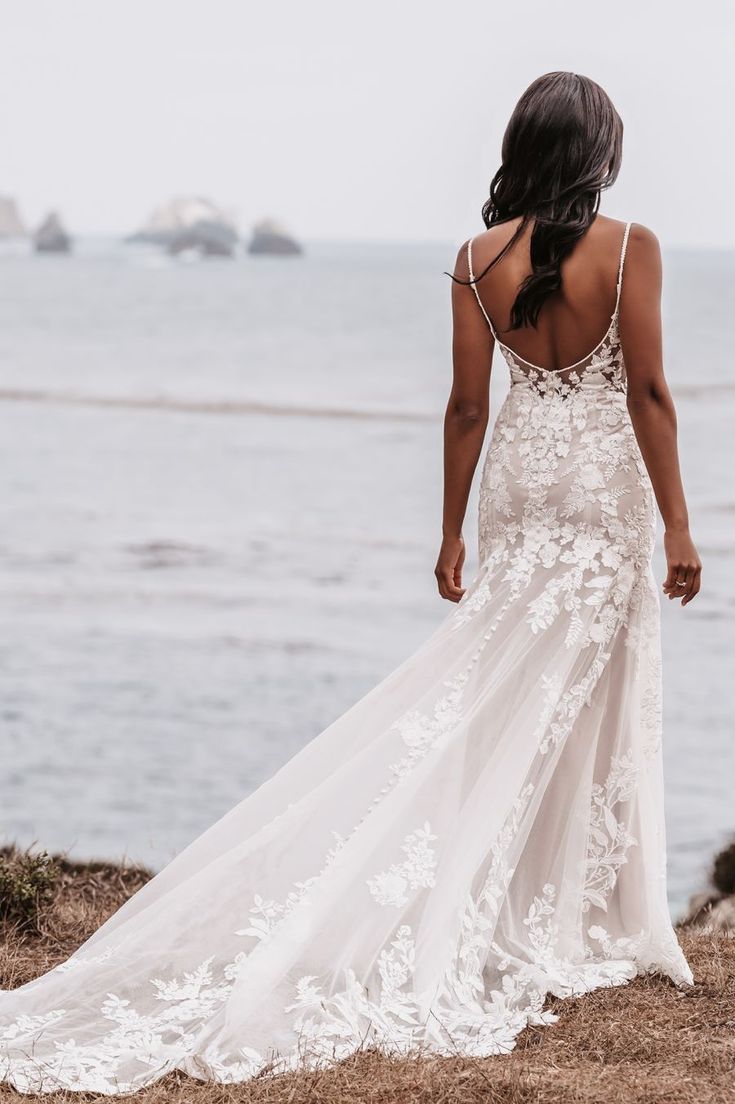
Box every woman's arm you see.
[434,242,494,602]
[620,224,702,606]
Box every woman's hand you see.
[663,529,702,606]
[435,535,466,602]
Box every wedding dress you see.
[0,221,692,1094]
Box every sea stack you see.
[248,219,302,256]
[34,212,72,253]
[167,222,236,257]
[0,196,26,239]
[128,196,239,257]
[681,841,735,932]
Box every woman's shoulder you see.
[595,214,660,254]
[454,219,524,274]
[461,219,522,252]
[628,221,660,257]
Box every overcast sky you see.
[1,0,732,246]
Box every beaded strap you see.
[467,238,498,339]
[612,221,632,316]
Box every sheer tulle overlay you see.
[0,223,692,1093]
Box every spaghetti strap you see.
[467,238,498,339]
[612,221,633,318]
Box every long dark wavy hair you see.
[458,72,623,331]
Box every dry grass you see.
[1,850,733,1104]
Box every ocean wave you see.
[2,379,733,423]
[0,388,438,424]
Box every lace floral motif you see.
[443,785,535,1002]
[583,751,639,912]
[367,824,438,907]
[388,670,470,778]
[240,831,347,945]
[284,926,423,1062]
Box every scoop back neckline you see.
[494,311,618,374]
[466,221,631,375]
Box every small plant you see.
[0,847,59,929]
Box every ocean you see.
[0,238,732,917]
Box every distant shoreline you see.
[0,387,439,423]
[1,383,733,423]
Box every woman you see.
[0,72,700,1093]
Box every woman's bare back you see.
[464,214,631,372]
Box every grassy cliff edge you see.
[0,849,733,1104]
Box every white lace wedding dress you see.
[0,222,691,1094]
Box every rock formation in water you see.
[166,221,237,258]
[34,212,72,253]
[681,841,735,931]
[128,197,239,257]
[0,196,27,238]
[248,218,302,256]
